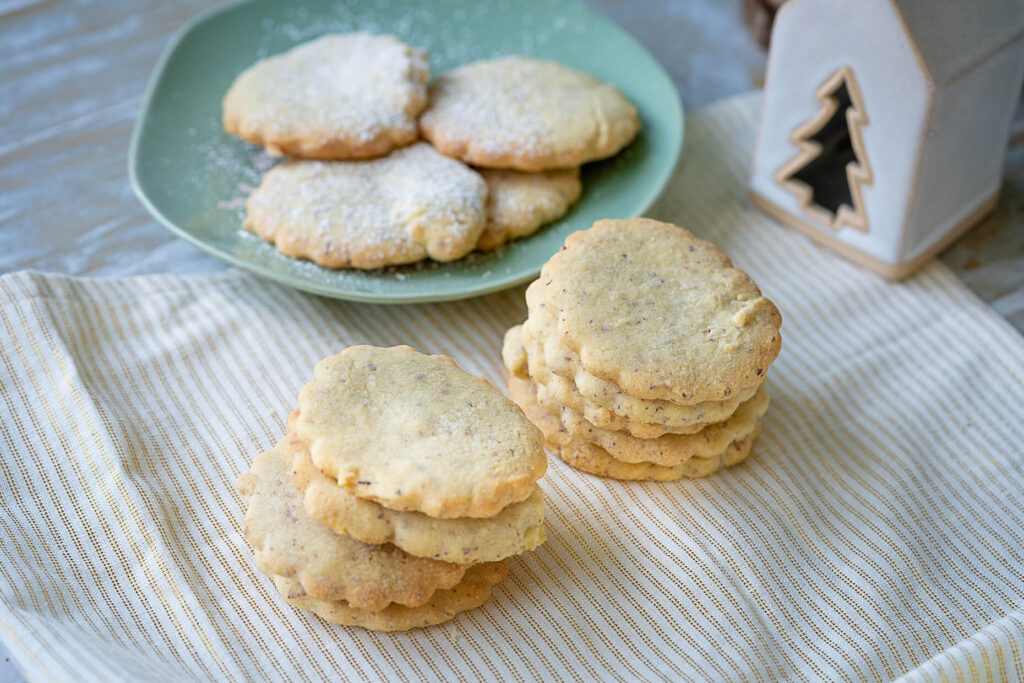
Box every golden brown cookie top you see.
[420,56,640,171]
[235,445,465,612]
[286,431,546,564]
[475,167,582,251]
[223,33,429,159]
[540,218,782,403]
[295,345,546,518]
[523,283,762,424]
[269,559,509,632]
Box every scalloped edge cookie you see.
[540,218,782,403]
[244,143,488,270]
[236,444,466,611]
[285,423,546,563]
[264,560,509,632]
[504,324,710,438]
[223,33,429,159]
[475,167,582,251]
[421,56,640,171]
[522,295,762,426]
[295,345,546,519]
[508,377,761,481]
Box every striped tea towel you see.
[1,93,1023,682]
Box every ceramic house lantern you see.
[749,0,1024,279]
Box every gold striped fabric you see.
[2,93,1023,681]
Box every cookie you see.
[522,293,762,426]
[244,143,488,269]
[266,560,509,632]
[420,56,641,171]
[287,431,546,563]
[508,378,761,481]
[236,445,466,612]
[223,33,429,159]
[555,425,761,481]
[295,345,546,518]
[503,325,708,439]
[475,168,582,251]
[540,218,782,403]
[555,386,769,466]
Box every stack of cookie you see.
[503,218,783,481]
[223,33,641,269]
[237,345,547,631]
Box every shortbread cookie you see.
[509,378,761,480]
[267,560,509,632]
[420,57,641,171]
[223,33,429,159]
[541,218,782,403]
[504,325,707,438]
[532,380,700,439]
[476,168,582,251]
[287,431,546,563]
[556,426,761,481]
[522,296,762,426]
[236,446,465,611]
[502,324,531,380]
[244,143,488,269]
[295,346,546,518]
[556,386,769,466]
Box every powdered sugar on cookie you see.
[421,56,640,171]
[223,33,429,159]
[244,142,488,269]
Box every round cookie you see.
[533,379,697,438]
[502,324,531,381]
[522,296,762,427]
[223,33,429,159]
[508,378,761,481]
[555,426,761,481]
[236,445,466,611]
[244,143,488,269]
[502,324,702,439]
[266,560,509,632]
[541,218,782,403]
[554,386,769,466]
[287,430,546,563]
[295,345,546,518]
[475,168,582,251]
[420,56,641,171]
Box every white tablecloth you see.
[1,94,1022,681]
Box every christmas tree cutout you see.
[776,66,872,233]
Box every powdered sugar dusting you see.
[420,56,637,170]
[246,142,487,269]
[225,33,428,152]
[179,0,613,294]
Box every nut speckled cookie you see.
[476,168,582,251]
[244,143,488,270]
[295,345,546,518]
[504,325,709,438]
[509,378,761,481]
[223,33,429,159]
[541,218,782,403]
[554,386,769,466]
[235,445,465,611]
[267,560,509,632]
[287,429,546,563]
[420,57,641,171]
[555,424,761,481]
[522,294,762,426]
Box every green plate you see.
[129,0,683,303]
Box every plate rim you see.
[128,0,685,304]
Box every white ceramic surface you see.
[751,0,1024,271]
